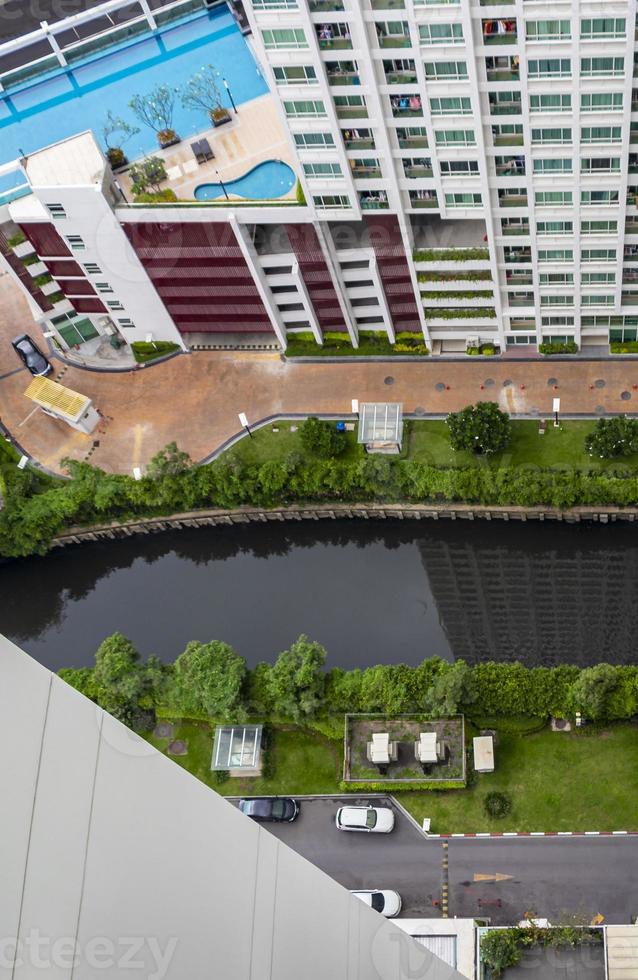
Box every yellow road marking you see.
[591,913,604,925]
[473,873,514,882]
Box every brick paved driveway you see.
[1,272,638,474]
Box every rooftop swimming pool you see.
[194,160,296,201]
[0,7,268,168]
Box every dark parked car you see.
[12,334,52,377]
[238,797,299,823]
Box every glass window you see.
[582,249,616,262]
[435,129,475,146]
[533,159,572,174]
[581,220,618,234]
[445,192,482,206]
[535,191,573,206]
[538,249,573,262]
[440,160,479,174]
[294,132,335,149]
[581,18,625,39]
[581,158,620,174]
[530,94,571,112]
[527,20,570,40]
[581,93,623,112]
[262,28,307,49]
[283,100,326,117]
[528,58,570,78]
[419,23,463,44]
[303,162,343,178]
[430,96,472,115]
[537,221,573,234]
[580,190,619,206]
[580,57,624,77]
[313,194,351,208]
[424,60,467,79]
[273,65,317,85]
[531,128,571,144]
[581,127,622,144]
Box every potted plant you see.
[101,111,140,169]
[181,65,232,127]
[128,157,169,196]
[129,85,180,148]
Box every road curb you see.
[425,830,637,838]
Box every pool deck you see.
[119,94,297,204]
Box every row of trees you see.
[59,632,638,732]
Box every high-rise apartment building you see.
[1,0,637,356]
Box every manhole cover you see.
[595,379,606,389]
[547,377,558,387]
[502,379,512,387]
[595,405,605,415]
[384,376,395,386]
[435,382,446,392]
[414,406,425,416]
[621,390,632,401]
[484,378,495,388]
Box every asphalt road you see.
[255,797,638,925]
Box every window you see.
[440,160,479,175]
[531,127,571,145]
[303,162,343,178]
[334,94,367,117]
[538,249,573,262]
[541,317,574,327]
[526,20,570,40]
[83,262,101,274]
[609,326,638,343]
[262,28,307,49]
[582,294,615,306]
[375,21,410,46]
[581,220,618,234]
[535,191,573,206]
[582,272,615,285]
[581,126,622,144]
[530,94,571,112]
[294,132,335,149]
[581,190,619,206]
[581,158,620,175]
[313,194,351,208]
[424,60,467,80]
[581,18,625,39]
[445,192,481,207]
[429,96,471,115]
[581,93,623,112]
[283,99,326,118]
[419,23,463,44]
[435,129,475,146]
[117,318,136,328]
[65,235,85,250]
[582,249,616,262]
[273,65,317,85]
[94,282,114,293]
[533,159,572,174]
[581,57,624,77]
[540,294,574,306]
[46,203,66,219]
[537,221,573,235]
[539,272,574,285]
[528,58,570,79]
[507,334,536,345]
[253,0,297,7]
[489,91,521,114]
[106,299,124,311]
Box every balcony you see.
[309,0,344,9]
[404,164,434,178]
[335,102,368,118]
[343,131,375,149]
[505,271,533,285]
[351,163,383,178]
[360,191,389,209]
[316,25,352,49]
[489,99,522,116]
[327,63,361,85]
[485,56,519,82]
[391,94,423,117]
[480,0,514,4]
[397,128,428,148]
[495,157,525,175]
[630,154,638,174]
[376,26,412,48]
[492,128,524,146]
[504,248,531,263]
[625,220,638,235]
[502,223,529,235]
[482,18,517,44]
[498,192,527,207]
[370,0,405,7]
[507,293,534,306]
[384,64,417,84]
[409,191,438,208]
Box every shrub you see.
[299,416,346,458]
[339,780,465,793]
[484,791,512,819]
[133,189,178,204]
[295,180,306,205]
[413,247,490,262]
[128,156,168,195]
[106,147,126,168]
[585,416,638,459]
[32,274,52,287]
[447,402,511,455]
[610,341,638,353]
[131,340,180,362]
[7,232,26,248]
[423,307,496,320]
[480,931,523,975]
[213,769,229,785]
[539,341,578,355]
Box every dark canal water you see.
[1,520,637,672]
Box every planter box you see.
[211,111,232,128]
[158,133,181,149]
[27,261,48,276]
[40,279,60,296]
[13,241,35,258]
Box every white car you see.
[335,805,395,833]
[350,889,402,918]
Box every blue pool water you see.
[0,7,268,167]
[194,160,296,201]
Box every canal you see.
[1,519,637,672]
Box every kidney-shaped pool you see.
[194,160,296,201]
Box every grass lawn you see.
[397,723,638,833]
[148,718,638,833]
[221,419,638,474]
[407,419,638,472]
[147,720,342,796]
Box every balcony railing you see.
[391,96,423,116]
[495,161,525,175]
[490,101,522,116]
[344,136,376,149]
[384,69,417,83]
[486,67,519,81]
[317,28,352,49]
[505,273,533,284]
[482,20,517,44]
[377,33,412,48]
[308,0,344,9]
[502,225,530,235]
[507,294,534,306]
[370,0,405,7]
[625,221,638,234]
[493,132,524,146]
[504,251,531,263]
[327,71,361,85]
[398,135,429,148]
[336,105,369,118]
[351,165,383,177]
[360,195,390,209]
[404,165,433,178]
[499,194,528,207]
[410,195,438,208]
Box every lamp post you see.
[216,170,230,200]
[553,397,560,428]
[223,77,237,114]
[351,398,359,417]
[238,412,252,439]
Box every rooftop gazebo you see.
[211,724,263,777]
[357,402,403,454]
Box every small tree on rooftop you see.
[129,85,178,142]
[447,401,511,455]
[101,111,140,149]
[585,416,638,459]
[181,65,226,122]
[128,157,168,195]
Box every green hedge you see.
[133,189,178,203]
[610,341,638,353]
[413,247,489,262]
[423,307,496,319]
[286,332,429,357]
[420,290,494,300]
[417,270,492,283]
[6,232,26,248]
[131,341,181,363]
[539,341,578,354]
[339,779,465,793]
[469,714,547,735]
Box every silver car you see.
[335,805,395,833]
[350,889,402,917]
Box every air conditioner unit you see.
[466,335,480,349]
